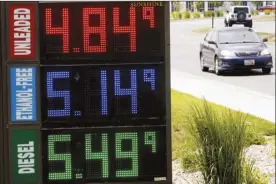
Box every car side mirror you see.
[208,40,216,45]
[263,38,268,42]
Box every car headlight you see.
[260,49,271,56]
[220,50,236,57]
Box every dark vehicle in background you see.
[199,27,273,75]
[258,5,276,12]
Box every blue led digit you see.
[101,70,108,115]
[114,70,137,114]
[47,71,71,117]
[143,69,156,90]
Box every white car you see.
[224,6,253,28]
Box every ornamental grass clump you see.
[187,99,250,184]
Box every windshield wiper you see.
[220,41,259,44]
[219,42,237,44]
[242,41,260,43]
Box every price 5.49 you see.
[45,131,160,181]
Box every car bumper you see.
[229,19,252,24]
[218,55,273,71]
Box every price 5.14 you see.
[43,66,163,120]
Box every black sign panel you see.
[37,1,170,184]
[39,2,165,63]
[42,126,166,183]
[41,65,165,125]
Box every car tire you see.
[229,22,233,27]
[214,57,223,75]
[224,19,228,27]
[245,22,253,28]
[200,55,209,72]
[262,68,271,75]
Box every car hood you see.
[219,43,266,51]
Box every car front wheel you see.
[262,68,271,75]
[214,58,223,75]
[200,55,209,72]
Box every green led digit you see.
[85,133,108,178]
[145,132,157,153]
[48,135,72,180]
[115,132,138,177]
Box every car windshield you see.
[218,30,261,44]
[234,7,249,13]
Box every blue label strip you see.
[10,67,37,122]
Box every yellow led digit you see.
[48,134,72,180]
[115,132,138,178]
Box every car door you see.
[205,31,215,65]
[207,31,218,65]
[202,30,213,64]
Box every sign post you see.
[1,1,171,184]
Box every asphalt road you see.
[171,18,275,96]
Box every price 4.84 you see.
[43,6,156,53]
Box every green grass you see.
[257,32,276,43]
[192,27,275,43]
[171,89,275,172]
[268,138,275,157]
[243,159,271,184]
[192,27,212,34]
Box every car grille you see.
[235,51,259,57]
[235,63,265,67]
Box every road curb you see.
[171,69,275,123]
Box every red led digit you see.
[143,7,155,28]
[113,7,136,52]
[83,8,106,53]
[45,8,69,53]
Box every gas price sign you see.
[42,127,166,183]
[2,1,171,184]
[38,2,170,183]
[41,65,165,124]
[39,2,165,63]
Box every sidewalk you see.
[171,69,275,123]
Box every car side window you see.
[204,31,213,41]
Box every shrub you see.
[181,151,200,172]
[192,12,200,19]
[215,10,224,17]
[203,11,213,17]
[264,9,271,15]
[171,12,178,20]
[220,10,224,17]
[255,10,259,15]
[187,99,251,184]
[245,131,267,146]
[250,10,255,15]
[171,11,183,20]
[183,11,191,19]
[243,159,270,184]
[177,11,183,19]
